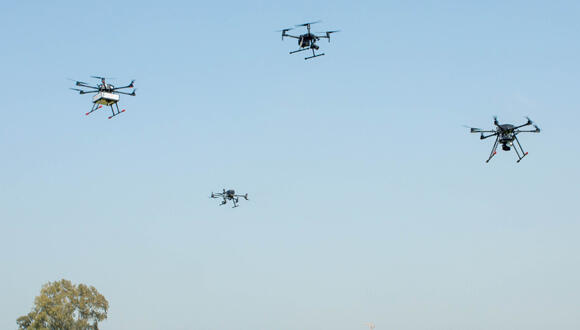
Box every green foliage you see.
[17,279,108,330]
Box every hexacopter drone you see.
[466,116,541,163]
[70,76,136,119]
[211,189,249,208]
[278,21,339,60]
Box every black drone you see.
[467,116,541,163]
[70,76,136,119]
[278,21,339,60]
[211,189,249,208]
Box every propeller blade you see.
[131,88,137,96]
[296,20,321,27]
[91,75,115,80]
[525,116,534,125]
[462,125,482,133]
[277,28,293,40]
[70,88,94,94]
[316,30,340,34]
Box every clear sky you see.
[1,1,579,329]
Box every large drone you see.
[70,76,136,119]
[467,116,541,163]
[278,21,339,60]
[211,189,249,208]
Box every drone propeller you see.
[317,30,340,42]
[277,28,293,40]
[296,20,321,27]
[70,88,94,94]
[525,116,534,125]
[68,78,89,86]
[131,88,137,96]
[326,30,340,42]
[90,75,115,81]
[462,125,481,133]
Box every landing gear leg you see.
[486,136,499,163]
[514,136,528,163]
[86,103,102,116]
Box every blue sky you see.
[1,1,579,329]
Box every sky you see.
[1,1,579,329]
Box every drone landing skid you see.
[305,53,325,60]
[86,104,103,116]
[289,47,325,60]
[107,103,126,120]
[289,48,310,54]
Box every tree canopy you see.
[17,279,108,330]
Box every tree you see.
[17,279,108,330]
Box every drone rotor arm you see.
[315,30,340,42]
[76,83,99,89]
[513,117,535,130]
[112,80,136,90]
[515,126,541,133]
[480,132,499,140]
[70,88,98,94]
[464,125,495,134]
[115,90,136,96]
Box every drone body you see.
[279,21,339,60]
[467,116,541,163]
[211,189,249,208]
[70,76,136,119]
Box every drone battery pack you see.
[93,92,120,105]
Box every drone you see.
[278,21,339,60]
[466,116,541,163]
[210,189,249,208]
[70,76,136,119]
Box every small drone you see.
[466,116,541,163]
[278,21,339,60]
[211,189,249,208]
[70,76,136,119]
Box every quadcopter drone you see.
[211,189,249,208]
[70,76,136,119]
[278,21,339,60]
[466,116,541,163]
